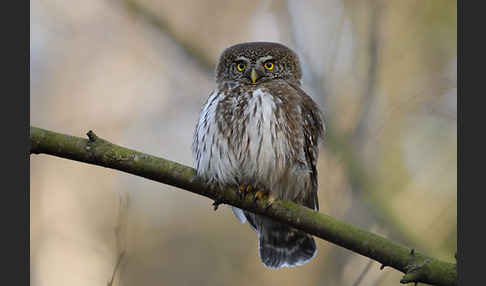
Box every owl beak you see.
[250,68,259,84]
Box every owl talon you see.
[264,194,276,210]
[252,190,275,210]
[237,185,246,199]
[238,185,254,199]
[253,189,266,203]
[258,193,276,210]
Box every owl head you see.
[215,42,302,85]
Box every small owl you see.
[192,42,325,269]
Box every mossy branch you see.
[29,126,456,286]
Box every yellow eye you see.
[237,63,246,71]
[264,62,274,70]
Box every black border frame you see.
[3,0,29,284]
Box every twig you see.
[107,251,125,286]
[352,260,375,286]
[107,192,130,286]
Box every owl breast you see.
[193,83,306,196]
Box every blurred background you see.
[30,0,457,285]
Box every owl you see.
[192,42,325,269]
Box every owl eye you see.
[264,62,274,70]
[236,63,246,72]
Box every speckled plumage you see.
[192,42,325,269]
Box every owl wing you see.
[288,82,325,211]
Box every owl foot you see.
[237,185,253,199]
[253,190,276,210]
[254,189,266,201]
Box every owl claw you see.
[253,189,266,202]
[263,193,276,210]
[237,185,253,199]
[238,186,275,210]
[237,185,245,199]
[252,190,275,210]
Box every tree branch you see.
[29,126,456,286]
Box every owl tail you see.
[258,222,317,269]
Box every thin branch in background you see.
[107,251,125,286]
[107,192,130,286]
[121,0,214,74]
[352,260,375,286]
[352,0,381,144]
